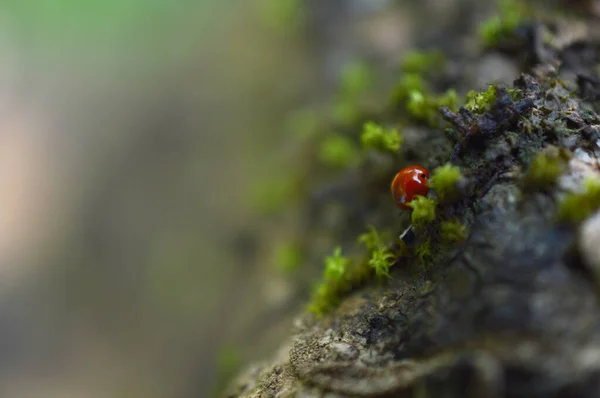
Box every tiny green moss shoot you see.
[430,163,463,202]
[557,178,600,224]
[525,148,567,189]
[361,121,403,153]
[357,225,383,251]
[401,50,446,74]
[440,219,468,244]
[332,61,373,125]
[323,246,349,282]
[358,226,396,278]
[369,248,396,278]
[390,73,425,103]
[319,134,359,168]
[415,238,433,264]
[273,242,302,273]
[478,0,527,47]
[408,196,437,228]
[405,88,459,127]
[464,85,497,113]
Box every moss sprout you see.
[319,134,359,168]
[249,177,298,214]
[339,61,373,98]
[331,61,374,126]
[273,242,302,273]
[557,178,600,224]
[401,50,446,74]
[404,88,458,127]
[368,248,396,278]
[464,85,498,113]
[478,0,527,47]
[415,238,433,264]
[408,195,437,227]
[430,163,464,202]
[323,246,349,282]
[524,147,568,189]
[360,121,403,153]
[357,225,384,251]
[358,226,396,278]
[390,73,426,103]
[440,219,469,243]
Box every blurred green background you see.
[0,1,321,397]
[0,0,451,396]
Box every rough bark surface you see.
[226,4,600,397]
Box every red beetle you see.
[391,165,429,209]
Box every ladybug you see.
[391,165,429,209]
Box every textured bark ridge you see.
[226,7,600,398]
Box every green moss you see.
[405,88,459,127]
[524,147,568,189]
[464,85,497,113]
[400,50,446,74]
[323,246,349,282]
[430,163,464,202]
[332,61,374,126]
[360,121,403,153]
[358,226,396,278]
[308,246,373,316]
[390,73,426,103]
[257,0,305,33]
[408,196,437,228]
[339,61,373,98]
[212,344,242,396]
[478,0,527,47]
[318,134,359,168]
[285,108,320,141]
[357,225,384,251]
[249,177,298,214]
[557,178,600,224]
[415,238,433,264]
[273,242,302,273]
[440,219,469,243]
[368,248,396,278]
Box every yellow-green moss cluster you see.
[464,85,498,113]
[332,61,374,125]
[557,178,600,224]
[430,163,464,202]
[524,148,568,189]
[408,196,437,227]
[358,226,396,278]
[250,176,298,214]
[406,89,459,127]
[308,247,350,315]
[478,0,527,47]
[257,0,305,33]
[390,51,458,127]
[273,242,303,273]
[360,121,403,153]
[440,219,469,243]
[308,246,372,316]
[464,85,521,114]
[415,238,433,264]
[400,50,446,74]
[391,73,426,103]
[318,134,359,168]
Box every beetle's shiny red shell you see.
[391,165,429,209]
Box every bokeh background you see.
[0,0,503,397]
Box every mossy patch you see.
[360,121,403,153]
[557,178,600,224]
[408,196,437,228]
[430,163,464,203]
